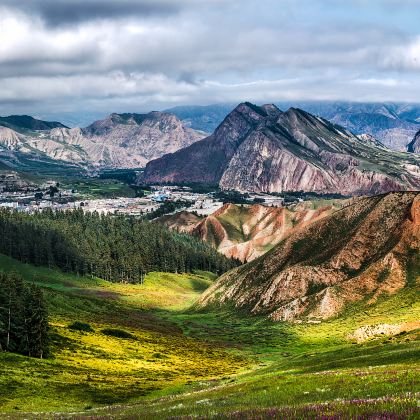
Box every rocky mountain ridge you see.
[143,102,420,195]
[0,112,204,169]
[197,192,419,321]
[167,102,420,151]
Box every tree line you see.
[0,208,238,283]
[0,272,49,358]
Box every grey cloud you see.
[0,0,418,115]
[1,0,207,26]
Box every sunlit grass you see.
[0,253,419,418]
[0,255,246,413]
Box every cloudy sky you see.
[0,0,419,121]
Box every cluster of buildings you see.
[81,198,160,216]
[0,181,286,218]
[150,187,224,216]
[0,184,225,217]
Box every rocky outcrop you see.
[157,211,204,233]
[196,192,420,321]
[0,112,204,169]
[143,103,420,195]
[0,127,23,150]
[356,133,388,149]
[349,322,420,343]
[407,130,420,153]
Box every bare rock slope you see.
[0,112,204,169]
[197,192,419,321]
[143,103,420,195]
[161,202,344,262]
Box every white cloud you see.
[381,36,420,71]
[0,0,418,115]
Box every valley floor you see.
[0,254,419,419]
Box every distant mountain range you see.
[0,112,204,171]
[197,191,419,321]
[1,102,419,187]
[142,102,420,195]
[167,102,420,152]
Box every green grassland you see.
[0,255,245,414]
[0,253,419,418]
[58,178,138,198]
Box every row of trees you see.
[0,208,237,283]
[0,272,49,358]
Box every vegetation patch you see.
[100,328,135,339]
[68,321,94,332]
[0,208,236,283]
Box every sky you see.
[0,0,419,120]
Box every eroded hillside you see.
[197,192,419,321]
[193,202,345,262]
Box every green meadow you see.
[58,178,137,198]
[0,253,419,418]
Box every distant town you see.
[0,175,288,217]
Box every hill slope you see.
[143,103,420,194]
[160,201,345,262]
[2,251,419,418]
[197,192,419,321]
[0,254,245,412]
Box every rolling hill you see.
[159,200,346,262]
[1,244,419,418]
[197,192,419,321]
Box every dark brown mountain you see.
[0,115,68,131]
[407,130,420,153]
[142,103,420,195]
[196,192,419,321]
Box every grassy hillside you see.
[0,252,418,418]
[0,255,245,413]
[80,286,420,418]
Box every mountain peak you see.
[261,104,282,118]
[143,101,420,194]
[234,102,267,116]
[229,102,282,124]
